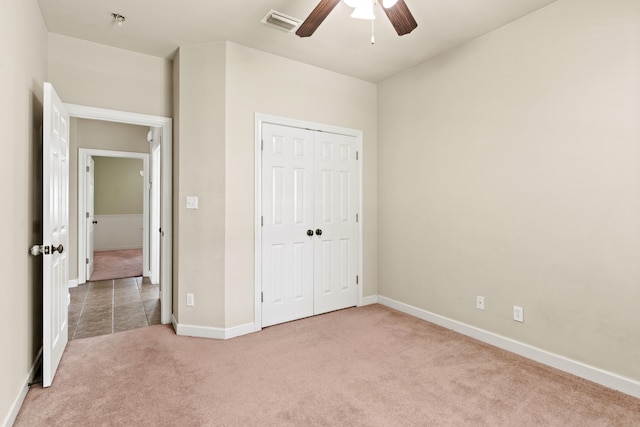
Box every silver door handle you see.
[29,244,63,256]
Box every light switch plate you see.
[186,196,198,210]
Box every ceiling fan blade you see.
[296,0,341,37]
[382,0,418,36]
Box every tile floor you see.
[68,276,161,340]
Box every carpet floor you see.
[15,305,640,426]
[89,248,143,281]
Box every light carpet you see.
[15,305,640,426]
[89,248,143,281]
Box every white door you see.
[150,130,161,284]
[261,124,315,327]
[43,82,70,387]
[85,156,95,280]
[261,123,359,327]
[313,132,359,315]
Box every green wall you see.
[94,157,144,215]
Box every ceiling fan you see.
[296,0,417,38]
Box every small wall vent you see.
[261,10,301,32]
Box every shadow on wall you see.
[29,91,43,360]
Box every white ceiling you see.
[37,0,557,82]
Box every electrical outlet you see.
[186,293,195,307]
[513,305,524,322]
[476,296,485,310]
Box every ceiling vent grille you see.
[261,10,301,32]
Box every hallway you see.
[68,277,160,340]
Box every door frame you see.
[67,103,173,324]
[254,113,364,332]
[78,149,151,284]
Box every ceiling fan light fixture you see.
[350,3,375,20]
[382,0,398,8]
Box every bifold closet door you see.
[262,124,315,327]
[312,131,359,315]
[261,123,359,327]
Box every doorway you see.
[67,104,172,325]
[78,149,152,284]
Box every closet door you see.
[262,124,315,327]
[261,122,360,327]
[313,132,359,315]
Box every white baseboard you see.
[68,279,79,289]
[377,296,640,399]
[360,295,379,306]
[171,315,255,340]
[3,348,42,427]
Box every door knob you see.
[92,220,98,224]
[307,229,314,237]
[315,229,323,236]
[51,244,64,254]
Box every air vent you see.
[261,10,301,32]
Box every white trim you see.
[360,295,379,306]
[2,348,42,427]
[67,279,79,289]
[66,104,173,325]
[377,296,640,399]
[172,318,255,340]
[254,113,364,332]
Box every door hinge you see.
[261,140,264,151]
[86,166,90,172]
[86,258,89,265]
[356,213,359,223]
[356,151,359,161]
[356,275,359,285]
[261,292,264,303]
[86,212,89,219]
[261,216,264,226]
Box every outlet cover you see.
[476,296,485,310]
[513,305,524,322]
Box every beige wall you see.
[48,33,172,117]
[173,41,377,329]
[68,119,150,280]
[0,0,48,423]
[378,0,640,380]
[173,42,227,327]
[94,157,145,215]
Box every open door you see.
[42,82,70,387]
[85,156,95,280]
[149,128,161,284]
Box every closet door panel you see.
[262,124,315,327]
[313,132,359,315]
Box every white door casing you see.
[85,157,95,280]
[150,129,161,285]
[69,104,172,324]
[259,119,361,328]
[43,82,70,387]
